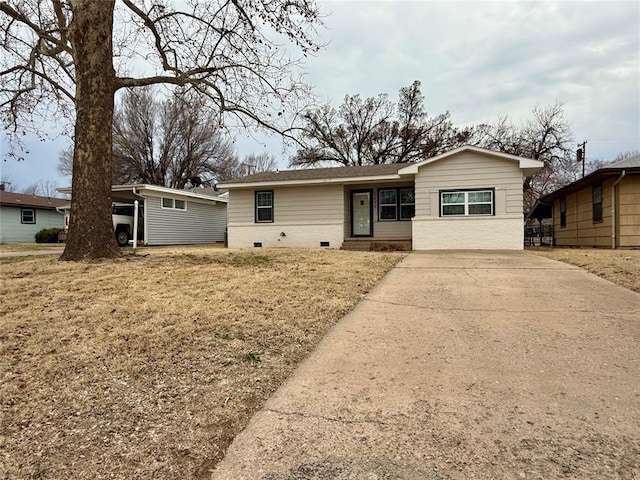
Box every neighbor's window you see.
[560,197,567,227]
[161,197,187,210]
[592,184,603,223]
[255,190,274,223]
[378,187,415,221]
[21,208,35,224]
[441,189,494,216]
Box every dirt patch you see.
[0,247,404,480]
[528,247,640,292]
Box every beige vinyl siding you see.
[554,179,614,247]
[145,196,227,245]
[227,184,344,248]
[617,177,640,247]
[414,152,524,217]
[342,182,414,239]
[228,184,343,225]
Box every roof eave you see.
[218,173,405,189]
[57,184,228,203]
[540,167,639,202]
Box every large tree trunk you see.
[61,0,121,261]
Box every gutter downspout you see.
[611,171,626,249]
[131,187,146,246]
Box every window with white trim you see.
[255,190,274,223]
[440,189,494,216]
[378,187,415,221]
[161,197,187,210]
[21,208,35,224]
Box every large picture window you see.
[440,189,494,216]
[255,190,274,223]
[378,187,415,221]
[592,184,603,223]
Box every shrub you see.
[35,228,64,243]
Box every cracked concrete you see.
[211,251,640,480]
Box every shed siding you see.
[553,178,615,247]
[412,151,525,249]
[227,185,344,248]
[145,196,226,245]
[618,176,640,247]
[0,206,64,243]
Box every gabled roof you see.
[602,153,640,169]
[397,145,543,177]
[218,146,543,189]
[0,190,68,210]
[540,154,640,203]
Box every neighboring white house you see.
[218,146,543,250]
[0,189,66,243]
[58,184,228,246]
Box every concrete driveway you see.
[212,251,640,480]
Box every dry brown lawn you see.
[528,247,640,293]
[0,243,63,253]
[0,247,404,480]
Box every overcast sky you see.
[1,0,639,193]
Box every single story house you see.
[0,189,67,243]
[218,146,543,250]
[538,154,640,248]
[58,184,228,246]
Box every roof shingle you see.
[223,163,406,184]
[0,190,68,209]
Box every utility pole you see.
[577,140,587,178]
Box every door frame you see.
[350,189,374,237]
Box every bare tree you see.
[1,0,322,260]
[57,145,73,178]
[19,179,61,197]
[291,81,472,167]
[473,103,574,211]
[112,86,237,188]
[209,152,277,182]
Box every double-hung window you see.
[592,184,603,223]
[255,190,274,223]
[378,187,415,221]
[440,189,494,216]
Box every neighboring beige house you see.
[218,146,543,250]
[539,154,640,248]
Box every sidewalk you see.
[211,251,640,480]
